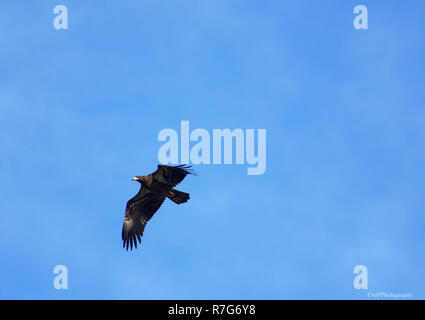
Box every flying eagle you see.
[122,164,195,250]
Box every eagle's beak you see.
[132,177,138,181]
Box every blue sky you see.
[0,1,424,299]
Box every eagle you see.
[122,164,195,250]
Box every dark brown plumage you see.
[122,164,195,250]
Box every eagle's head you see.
[132,175,151,184]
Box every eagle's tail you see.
[167,189,190,204]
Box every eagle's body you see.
[122,164,194,250]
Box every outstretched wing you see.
[122,187,166,250]
[152,164,195,188]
